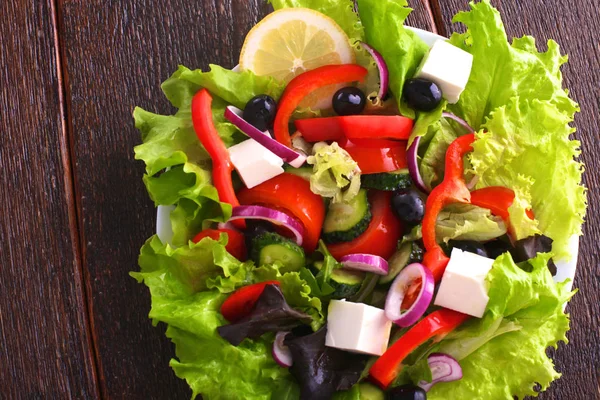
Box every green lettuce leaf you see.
[471,98,585,259]
[134,65,284,245]
[419,118,458,189]
[436,203,507,243]
[426,252,573,399]
[448,0,578,130]
[307,141,361,203]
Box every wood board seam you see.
[50,0,103,398]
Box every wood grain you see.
[56,0,433,398]
[0,0,99,398]
[432,1,600,399]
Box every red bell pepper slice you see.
[237,173,325,252]
[369,309,469,389]
[274,64,368,147]
[192,228,247,260]
[191,89,244,229]
[470,186,515,221]
[220,281,280,322]
[422,133,475,282]
[295,115,414,143]
[340,138,408,174]
[328,191,402,260]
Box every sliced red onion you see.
[360,42,389,100]
[418,353,463,392]
[229,205,304,246]
[442,112,474,133]
[407,136,430,193]
[224,106,306,168]
[217,221,239,231]
[272,331,293,368]
[340,254,389,275]
[385,263,434,327]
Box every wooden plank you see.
[431,1,600,399]
[57,0,434,398]
[0,1,99,398]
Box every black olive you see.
[387,385,427,400]
[243,94,277,131]
[391,188,425,226]
[332,86,366,116]
[403,78,442,112]
[448,239,489,258]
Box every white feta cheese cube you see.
[434,247,494,318]
[228,138,284,188]
[416,40,473,104]
[325,300,392,356]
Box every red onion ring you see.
[224,106,306,168]
[407,136,430,193]
[385,263,435,327]
[360,42,389,100]
[340,254,389,275]
[229,205,304,246]
[272,331,293,368]
[418,353,463,391]
[442,112,474,133]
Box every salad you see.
[132,0,586,399]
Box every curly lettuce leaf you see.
[436,203,507,243]
[448,0,578,130]
[307,142,361,203]
[134,65,284,245]
[426,252,573,399]
[472,98,585,259]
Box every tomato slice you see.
[328,191,402,260]
[220,281,280,322]
[339,138,408,174]
[237,173,325,252]
[192,228,247,260]
[295,115,413,142]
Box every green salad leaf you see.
[426,252,573,399]
[307,142,361,203]
[436,203,507,243]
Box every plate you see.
[156,26,579,291]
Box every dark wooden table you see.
[1,1,598,399]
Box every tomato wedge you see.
[192,228,247,260]
[328,191,402,260]
[220,281,280,322]
[237,173,325,252]
[295,115,414,142]
[339,138,408,174]
[369,309,469,389]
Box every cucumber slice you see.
[283,165,313,181]
[322,189,371,243]
[358,383,385,400]
[314,262,365,299]
[251,232,305,272]
[379,240,424,284]
[362,169,412,191]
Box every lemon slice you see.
[239,8,355,109]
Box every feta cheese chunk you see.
[415,40,473,104]
[228,138,284,188]
[325,300,392,356]
[434,247,494,318]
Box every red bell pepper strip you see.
[192,228,247,260]
[220,281,280,322]
[369,309,469,389]
[274,64,368,147]
[191,89,245,229]
[328,191,402,260]
[340,138,408,174]
[470,186,515,221]
[295,115,414,143]
[422,133,475,282]
[237,173,325,252]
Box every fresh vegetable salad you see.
[132,0,586,399]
